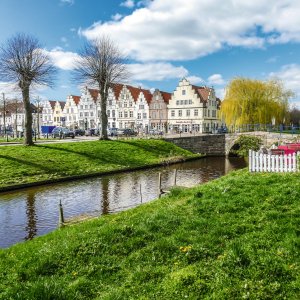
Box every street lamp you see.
[2,93,8,142]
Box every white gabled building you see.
[78,87,100,130]
[63,95,80,129]
[168,78,221,133]
[134,87,152,133]
[41,100,55,126]
[107,84,122,129]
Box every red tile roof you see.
[71,95,81,105]
[160,91,171,104]
[192,85,211,104]
[125,85,152,103]
[59,101,66,110]
[112,83,123,100]
[49,101,56,110]
[88,89,100,102]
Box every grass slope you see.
[1,170,300,299]
[0,139,198,190]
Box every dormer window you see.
[182,90,186,95]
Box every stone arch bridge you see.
[164,132,297,156]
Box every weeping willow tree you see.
[220,78,293,127]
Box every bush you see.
[230,135,262,157]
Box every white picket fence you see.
[249,150,298,173]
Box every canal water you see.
[0,157,246,248]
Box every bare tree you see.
[74,36,129,140]
[0,33,56,145]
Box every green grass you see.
[0,140,199,190]
[1,170,300,299]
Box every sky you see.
[1,0,300,107]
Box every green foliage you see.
[1,170,300,299]
[230,135,262,157]
[221,77,293,126]
[0,140,199,190]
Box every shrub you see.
[230,135,262,157]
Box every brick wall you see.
[164,134,226,156]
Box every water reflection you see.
[0,157,246,248]
[25,191,37,241]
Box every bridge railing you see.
[227,124,300,134]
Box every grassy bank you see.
[1,170,300,299]
[0,139,199,191]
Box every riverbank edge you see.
[0,154,202,193]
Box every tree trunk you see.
[99,87,109,140]
[22,86,34,146]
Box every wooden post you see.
[59,200,64,227]
[174,169,177,186]
[140,183,143,203]
[158,172,162,198]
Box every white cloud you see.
[120,0,135,8]
[45,48,80,70]
[266,56,279,63]
[207,74,225,86]
[112,13,123,21]
[60,0,74,5]
[128,62,188,81]
[269,64,300,107]
[186,76,204,85]
[60,37,69,47]
[81,0,300,62]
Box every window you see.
[182,90,186,95]
[207,110,210,117]
[80,105,83,110]
[171,110,175,117]
[124,111,128,118]
[84,112,89,117]
[176,100,179,105]
[212,110,216,117]
[139,105,144,109]
[90,112,94,117]
[107,110,111,117]
[130,111,133,118]
[85,105,88,109]
[143,113,147,119]
[153,112,156,118]
[124,102,127,107]
[186,110,190,117]
[112,110,115,117]
[71,108,74,113]
[178,110,182,117]
[194,109,198,116]
[80,112,83,117]
[108,100,112,106]
[184,100,188,105]
[90,104,93,109]
[189,100,192,104]
[138,113,141,119]
[180,100,184,105]
[119,112,123,118]
[129,101,133,107]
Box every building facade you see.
[167,78,221,133]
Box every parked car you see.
[74,129,85,136]
[52,127,75,139]
[217,127,228,134]
[149,129,163,135]
[85,128,99,136]
[123,128,138,136]
[108,128,118,137]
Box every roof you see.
[125,85,152,103]
[71,95,81,105]
[88,89,99,102]
[112,83,123,100]
[160,91,172,104]
[192,85,211,104]
[59,101,66,110]
[49,101,56,110]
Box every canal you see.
[0,157,246,248]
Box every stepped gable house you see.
[149,89,171,132]
[167,78,221,133]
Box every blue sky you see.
[1,0,300,107]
